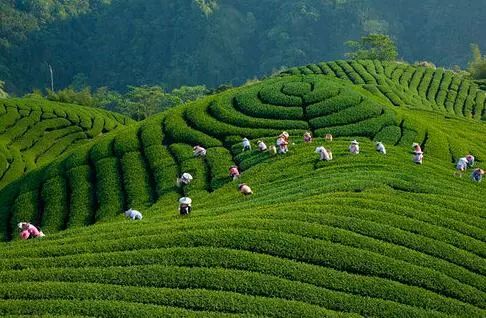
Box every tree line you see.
[1,0,485,95]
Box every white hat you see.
[242,137,248,141]
[412,143,419,147]
[351,140,359,144]
[315,146,324,153]
[181,173,193,180]
[179,197,192,205]
[17,222,25,229]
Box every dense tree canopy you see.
[1,0,485,94]
[345,34,398,61]
[468,44,486,80]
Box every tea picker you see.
[179,197,192,215]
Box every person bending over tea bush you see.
[375,142,386,154]
[18,222,45,240]
[177,173,193,187]
[304,131,312,143]
[229,166,240,180]
[315,146,332,161]
[413,151,424,165]
[349,140,360,154]
[257,140,267,152]
[125,208,143,220]
[471,168,485,182]
[239,183,253,195]
[242,138,251,151]
[179,197,192,215]
[193,145,207,157]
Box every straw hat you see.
[351,140,359,144]
[17,222,25,229]
[179,197,192,205]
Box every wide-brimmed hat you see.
[17,222,26,229]
[412,143,420,147]
[351,140,359,144]
[179,197,192,205]
[181,173,193,180]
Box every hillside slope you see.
[0,61,485,317]
[0,98,133,189]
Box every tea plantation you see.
[0,61,485,317]
[0,98,133,190]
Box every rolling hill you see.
[0,60,485,317]
[0,98,134,190]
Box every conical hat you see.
[179,197,192,205]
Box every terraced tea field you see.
[0,61,485,317]
[0,98,133,190]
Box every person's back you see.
[316,146,331,161]
[239,183,253,195]
[257,140,267,152]
[229,166,240,180]
[304,132,312,143]
[472,168,484,182]
[125,208,143,220]
[179,197,193,215]
[177,173,193,186]
[18,222,44,240]
[242,138,251,151]
[193,146,206,157]
[349,141,359,154]
[412,143,422,154]
[376,142,386,154]
[413,152,424,164]
[276,137,288,153]
[457,157,468,170]
[179,204,192,215]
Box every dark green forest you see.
[1,0,486,94]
